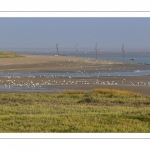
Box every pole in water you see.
[75,43,78,57]
[95,43,98,59]
[56,43,59,55]
[122,44,125,61]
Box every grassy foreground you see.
[0,51,24,58]
[0,89,150,132]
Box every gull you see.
[107,81,110,85]
[111,81,114,85]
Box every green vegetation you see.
[0,89,150,132]
[0,51,24,58]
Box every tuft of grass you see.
[92,88,143,97]
[62,90,85,95]
[78,93,99,103]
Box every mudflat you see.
[0,55,150,95]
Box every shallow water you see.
[0,70,150,92]
[1,69,150,78]
[0,79,150,93]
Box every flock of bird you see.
[0,73,150,92]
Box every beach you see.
[0,55,150,95]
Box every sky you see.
[0,17,150,51]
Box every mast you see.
[56,43,59,55]
[122,44,125,61]
[95,43,98,59]
[75,43,78,57]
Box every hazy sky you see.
[0,17,150,51]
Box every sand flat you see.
[0,55,150,95]
[0,55,149,73]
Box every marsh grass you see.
[0,89,150,132]
[0,51,24,58]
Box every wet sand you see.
[0,55,150,95]
[0,55,149,73]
